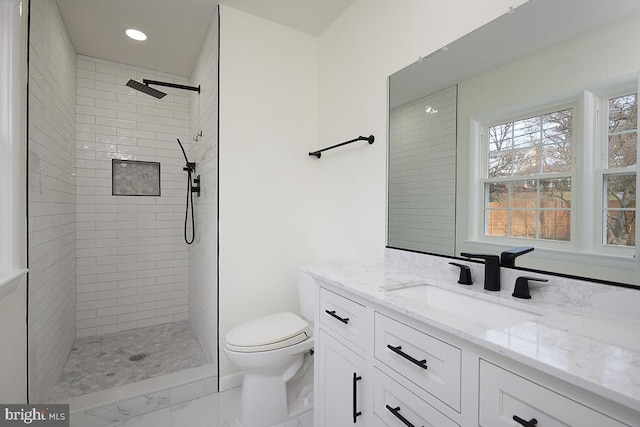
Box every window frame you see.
[595,87,638,255]
[475,101,578,252]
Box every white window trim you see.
[594,87,638,256]
[467,80,638,272]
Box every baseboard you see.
[219,372,243,391]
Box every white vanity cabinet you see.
[316,329,368,426]
[315,284,460,427]
[316,287,371,426]
[314,280,640,427]
[374,312,461,412]
[479,361,629,427]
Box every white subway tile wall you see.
[74,55,191,338]
[388,85,457,255]
[188,15,219,363]
[28,0,77,403]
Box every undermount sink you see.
[387,284,542,330]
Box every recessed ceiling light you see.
[125,28,147,41]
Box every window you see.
[484,108,573,241]
[602,92,637,247]
[475,86,638,256]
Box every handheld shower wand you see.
[177,139,200,244]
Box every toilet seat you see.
[225,312,312,353]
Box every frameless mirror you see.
[388,0,640,285]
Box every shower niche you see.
[112,159,161,196]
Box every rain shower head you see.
[126,79,167,99]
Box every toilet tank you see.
[298,271,316,321]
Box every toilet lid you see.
[225,312,312,353]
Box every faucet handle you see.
[512,276,549,299]
[449,262,473,285]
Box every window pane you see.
[511,180,537,208]
[604,174,636,247]
[542,109,573,144]
[539,210,571,241]
[606,174,636,209]
[608,93,637,168]
[511,147,540,176]
[487,210,509,236]
[488,108,573,177]
[608,131,637,168]
[487,182,509,206]
[540,179,572,209]
[609,94,637,133]
[489,123,512,152]
[542,143,572,173]
[510,210,537,238]
[606,210,636,246]
[489,152,513,178]
[512,116,541,148]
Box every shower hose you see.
[184,171,195,245]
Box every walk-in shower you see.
[27,1,220,421]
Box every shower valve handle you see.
[191,175,201,197]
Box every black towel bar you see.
[309,135,374,158]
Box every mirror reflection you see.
[387,0,640,285]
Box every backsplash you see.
[385,248,640,320]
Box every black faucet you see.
[500,246,534,267]
[512,276,549,299]
[460,253,500,291]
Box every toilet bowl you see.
[224,272,316,427]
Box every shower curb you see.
[53,363,217,427]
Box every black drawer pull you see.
[387,345,428,370]
[513,415,538,427]
[385,405,423,427]
[325,310,349,324]
[352,373,362,423]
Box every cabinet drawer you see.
[374,312,461,411]
[479,360,628,427]
[373,368,458,427]
[319,287,367,350]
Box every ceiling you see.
[55,0,355,77]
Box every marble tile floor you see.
[102,386,314,427]
[51,321,208,400]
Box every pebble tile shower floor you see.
[51,320,208,399]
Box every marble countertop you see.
[301,261,640,413]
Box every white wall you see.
[28,0,76,403]
[189,11,219,364]
[316,0,527,264]
[218,6,318,378]
[0,0,27,402]
[74,55,191,337]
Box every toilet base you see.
[239,373,288,427]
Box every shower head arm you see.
[143,79,200,94]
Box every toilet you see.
[224,272,316,427]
